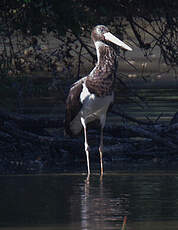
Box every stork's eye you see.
[100,27,104,33]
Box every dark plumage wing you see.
[64,78,85,136]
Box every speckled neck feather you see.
[85,42,117,97]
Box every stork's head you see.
[91,25,132,51]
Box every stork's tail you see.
[64,114,83,137]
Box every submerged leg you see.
[81,117,90,175]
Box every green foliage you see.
[2,0,176,36]
[0,0,177,75]
[17,0,31,3]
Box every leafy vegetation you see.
[0,0,177,101]
[0,0,177,69]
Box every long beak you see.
[104,32,132,51]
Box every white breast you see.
[70,82,113,135]
[80,82,113,120]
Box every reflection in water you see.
[1,172,178,230]
[73,175,129,230]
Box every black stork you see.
[64,25,132,175]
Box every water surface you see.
[1,171,178,230]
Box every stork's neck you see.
[86,38,117,96]
[93,40,117,71]
[95,41,106,64]
[95,41,110,65]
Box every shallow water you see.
[1,171,178,230]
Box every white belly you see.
[70,82,113,135]
[80,82,113,120]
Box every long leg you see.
[99,126,104,176]
[99,115,106,176]
[81,117,90,175]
